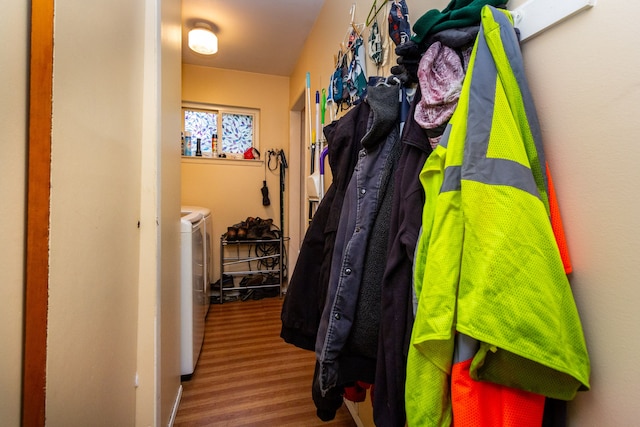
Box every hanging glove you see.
[391,40,424,84]
[261,181,271,206]
[390,64,418,84]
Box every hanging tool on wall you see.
[261,154,270,206]
[306,72,314,174]
[277,149,288,279]
[267,149,288,234]
[278,149,288,234]
[305,72,320,223]
[307,90,322,204]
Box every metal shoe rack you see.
[218,235,286,304]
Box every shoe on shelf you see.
[225,226,237,241]
[236,226,248,240]
[239,274,264,287]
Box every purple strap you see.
[320,146,329,175]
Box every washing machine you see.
[180,210,206,379]
[182,205,212,313]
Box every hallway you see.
[174,296,357,426]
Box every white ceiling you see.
[182,0,326,76]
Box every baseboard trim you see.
[343,399,365,427]
[168,384,183,427]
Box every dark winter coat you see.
[280,101,370,351]
[373,87,434,427]
[313,84,403,420]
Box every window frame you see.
[182,102,260,159]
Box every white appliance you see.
[180,210,206,379]
[182,205,213,303]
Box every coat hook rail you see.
[510,0,596,42]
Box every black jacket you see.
[374,88,434,427]
[280,101,370,351]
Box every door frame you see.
[287,90,309,276]
[23,0,54,425]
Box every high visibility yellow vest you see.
[406,6,590,426]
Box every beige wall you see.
[137,0,184,425]
[181,65,290,284]
[509,1,640,424]
[0,0,182,426]
[0,1,28,425]
[157,0,184,424]
[45,0,183,424]
[47,0,143,421]
[290,0,640,425]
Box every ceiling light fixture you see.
[188,23,218,55]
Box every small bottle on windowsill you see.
[183,131,192,156]
[212,133,218,158]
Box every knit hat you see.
[411,0,506,44]
[414,41,465,130]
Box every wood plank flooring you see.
[174,296,357,427]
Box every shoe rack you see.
[218,235,285,304]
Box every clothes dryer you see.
[180,210,206,380]
[182,205,212,314]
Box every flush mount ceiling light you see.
[188,23,218,55]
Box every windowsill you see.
[181,156,263,165]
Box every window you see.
[182,103,259,157]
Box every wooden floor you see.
[174,296,357,427]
